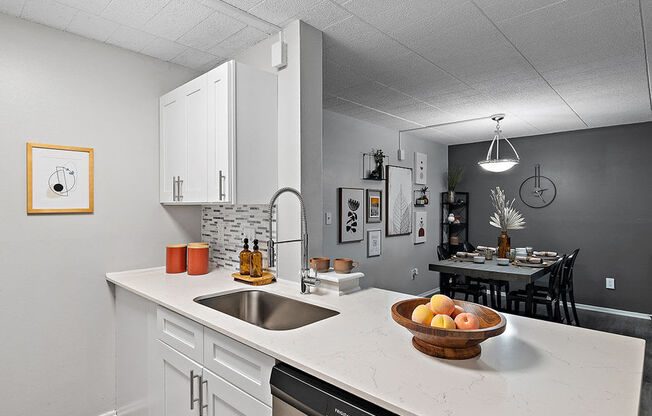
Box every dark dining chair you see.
[560,249,580,326]
[436,244,488,305]
[506,256,567,321]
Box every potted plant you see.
[415,186,429,206]
[489,187,526,258]
[369,149,385,180]
[446,167,464,203]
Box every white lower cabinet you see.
[155,340,203,416]
[203,367,272,416]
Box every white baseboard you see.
[418,287,439,297]
[98,411,117,416]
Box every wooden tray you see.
[391,298,506,360]
[232,271,275,286]
[512,261,551,268]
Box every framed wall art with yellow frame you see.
[27,143,94,214]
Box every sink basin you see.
[194,290,339,330]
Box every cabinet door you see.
[203,367,272,416]
[205,62,233,203]
[153,340,203,416]
[160,89,185,203]
[160,77,208,203]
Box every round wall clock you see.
[519,164,556,208]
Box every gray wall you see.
[448,122,652,314]
[322,110,447,295]
[0,15,200,416]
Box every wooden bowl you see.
[391,298,506,360]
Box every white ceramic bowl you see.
[497,258,510,266]
[473,256,485,264]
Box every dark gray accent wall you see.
[448,122,652,314]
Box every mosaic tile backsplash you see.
[201,205,274,269]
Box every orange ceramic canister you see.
[166,244,187,274]
[187,243,209,275]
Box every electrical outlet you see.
[410,267,418,280]
[605,277,615,290]
[325,212,332,225]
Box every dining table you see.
[429,258,551,316]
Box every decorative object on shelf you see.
[478,114,520,172]
[447,213,455,223]
[414,211,427,244]
[446,167,464,203]
[519,164,557,208]
[339,187,365,243]
[310,257,330,273]
[366,189,382,223]
[413,151,427,184]
[414,186,430,206]
[367,229,382,257]
[334,258,359,274]
[362,149,389,180]
[27,142,94,214]
[450,236,459,245]
[386,165,413,236]
[489,187,526,258]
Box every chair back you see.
[462,241,475,253]
[562,248,580,288]
[547,255,567,298]
[436,245,449,261]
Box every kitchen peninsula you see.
[107,267,645,416]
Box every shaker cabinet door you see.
[203,367,272,416]
[205,62,232,203]
[153,340,203,416]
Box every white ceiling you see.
[2,0,652,143]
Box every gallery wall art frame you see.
[414,151,427,185]
[367,229,382,257]
[386,165,413,237]
[27,142,94,214]
[366,189,382,223]
[339,187,365,243]
[414,211,427,244]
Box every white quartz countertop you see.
[106,267,645,416]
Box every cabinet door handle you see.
[218,170,226,201]
[178,176,184,201]
[173,176,177,201]
[190,370,200,410]
[200,377,208,415]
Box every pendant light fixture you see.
[478,114,520,173]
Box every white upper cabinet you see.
[160,60,278,205]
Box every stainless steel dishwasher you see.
[270,363,397,416]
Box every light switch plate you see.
[325,212,332,225]
[605,277,615,290]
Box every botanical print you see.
[367,229,381,257]
[386,165,412,236]
[27,143,93,213]
[414,211,427,244]
[339,188,364,243]
[414,152,427,185]
[366,189,382,223]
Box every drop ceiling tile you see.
[172,47,221,69]
[209,0,263,10]
[0,0,25,16]
[177,11,246,51]
[100,0,169,28]
[210,26,267,54]
[56,0,112,15]
[247,0,321,25]
[140,37,186,61]
[472,0,568,23]
[21,0,77,30]
[388,101,451,125]
[292,0,351,31]
[143,0,214,41]
[106,25,158,52]
[355,111,422,130]
[66,10,119,42]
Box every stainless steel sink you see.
[194,290,339,330]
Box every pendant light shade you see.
[478,114,520,173]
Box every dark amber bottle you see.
[239,238,251,275]
[251,239,263,278]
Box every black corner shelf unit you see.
[440,192,469,253]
